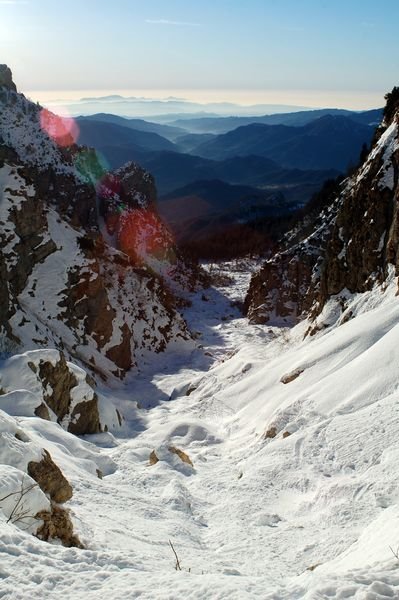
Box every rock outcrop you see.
[36,504,83,548]
[28,449,73,503]
[0,410,83,547]
[245,92,399,326]
[0,65,16,92]
[0,349,121,434]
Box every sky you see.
[1,0,399,109]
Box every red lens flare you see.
[40,108,79,147]
[118,209,174,263]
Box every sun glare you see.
[40,108,79,147]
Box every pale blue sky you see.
[1,0,398,108]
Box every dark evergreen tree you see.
[383,86,399,123]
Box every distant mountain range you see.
[77,118,176,153]
[191,115,376,170]
[75,111,376,187]
[54,95,310,118]
[73,107,381,241]
[170,108,383,133]
[77,114,186,140]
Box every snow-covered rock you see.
[0,66,199,379]
[0,349,123,435]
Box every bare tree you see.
[0,475,39,529]
[168,539,182,571]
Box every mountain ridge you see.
[245,92,399,326]
[193,115,376,170]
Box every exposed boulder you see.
[0,416,80,547]
[149,450,159,465]
[149,445,194,470]
[36,352,102,435]
[28,449,73,503]
[280,369,304,384]
[36,504,83,548]
[0,408,113,549]
[168,446,194,467]
[264,427,277,439]
[36,353,79,422]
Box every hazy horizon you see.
[2,0,397,116]
[25,88,384,116]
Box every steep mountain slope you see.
[3,259,399,598]
[0,66,198,379]
[245,92,399,326]
[194,116,375,170]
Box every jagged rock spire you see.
[0,64,17,91]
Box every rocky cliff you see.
[0,66,201,380]
[245,89,399,328]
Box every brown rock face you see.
[68,397,102,436]
[32,352,101,435]
[318,127,399,307]
[59,264,114,350]
[245,251,316,324]
[34,403,51,420]
[42,353,101,435]
[38,353,79,423]
[118,162,157,206]
[0,65,16,92]
[28,449,73,503]
[0,153,57,336]
[106,322,132,371]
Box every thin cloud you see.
[145,19,201,27]
[0,0,29,4]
